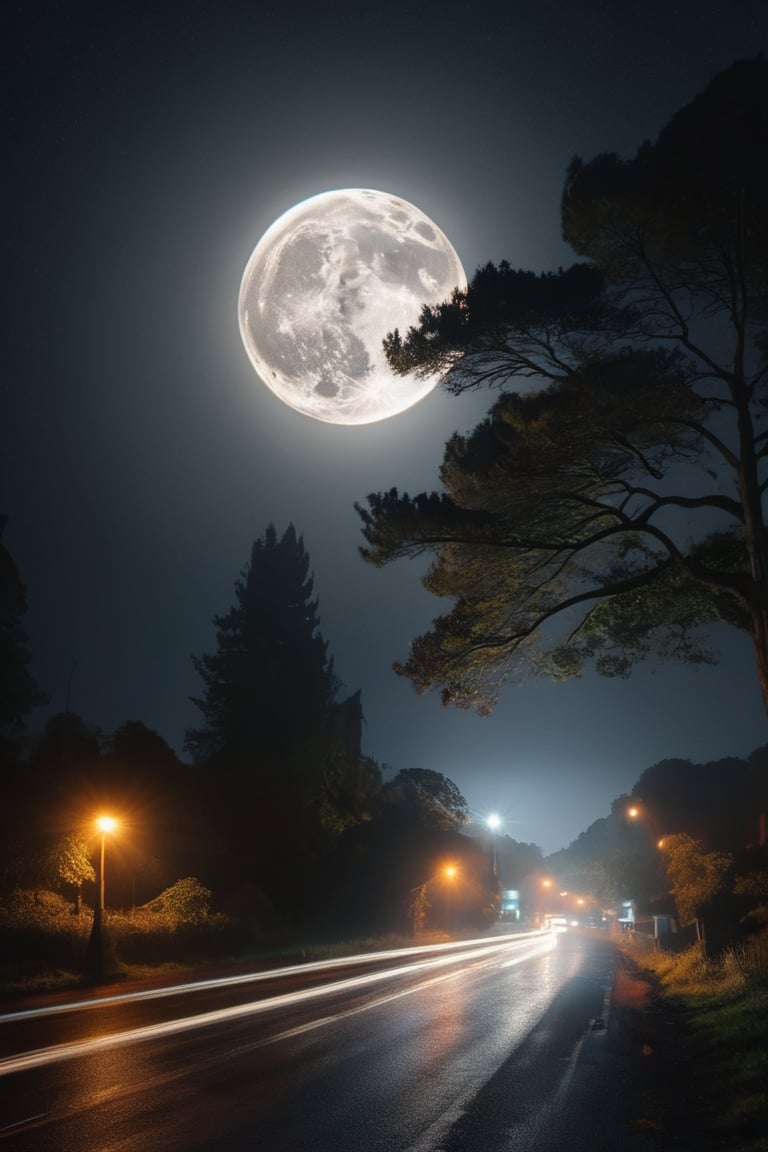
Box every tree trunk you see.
[733,371,768,715]
[750,606,768,716]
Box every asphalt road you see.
[0,930,694,1151]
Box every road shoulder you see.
[559,946,725,1150]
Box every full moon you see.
[238,189,466,425]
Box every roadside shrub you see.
[110,906,248,964]
[139,877,212,923]
[717,946,750,995]
[666,943,714,991]
[102,879,254,964]
[0,888,91,976]
[738,928,768,982]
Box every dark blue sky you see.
[5,0,768,852]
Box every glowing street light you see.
[96,815,117,912]
[87,814,118,981]
[627,803,666,845]
[443,864,458,934]
[487,813,501,876]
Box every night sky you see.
[6,1,768,853]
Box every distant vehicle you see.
[544,915,569,931]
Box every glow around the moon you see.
[238,189,466,425]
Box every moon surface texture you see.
[238,189,466,425]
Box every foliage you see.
[0,889,91,976]
[140,877,213,923]
[185,524,354,912]
[37,834,95,907]
[0,884,244,978]
[660,832,732,946]
[387,768,469,829]
[733,870,768,927]
[186,523,339,763]
[0,516,46,733]
[322,793,495,938]
[361,60,768,714]
[632,755,759,853]
[494,836,544,889]
[27,712,103,820]
[108,720,182,769]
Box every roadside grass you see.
[627,934,768,1150]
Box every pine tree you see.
[186,524,338,764]
[185,525,341,908]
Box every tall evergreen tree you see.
[185,525,341,908]
[186,524,338,763]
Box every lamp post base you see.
[85,908,121,983]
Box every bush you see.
[0,888,91,977]
[139,877,213,923]
[110,910,245,964]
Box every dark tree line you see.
[0,520,495,936]
[547,744,768,951]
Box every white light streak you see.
[0,932,553,1077]
[0,931,544,1025]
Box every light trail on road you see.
[0,931,555,1078]
[0,929,547,1025]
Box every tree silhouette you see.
[361,60,768,714]
[187,524,338,763]
[186,524,343,911]
[388,768,469,830]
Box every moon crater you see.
[238,189,466,425]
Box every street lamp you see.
[87,815,117,980]
[443,864,458,934]
[96,815,117,912]
[487,813,501,876]
[627,803,665,846]
[408,864,458,937]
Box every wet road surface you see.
[0,930,700,1150]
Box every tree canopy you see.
[387,767,469,830]
[186,523,339,763]
[660,832,732,948]
[359,59,768,714]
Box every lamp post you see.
[87,815,117,980]
[443,864,457,935]
[487,813,501,877]
[96,815,116,911]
